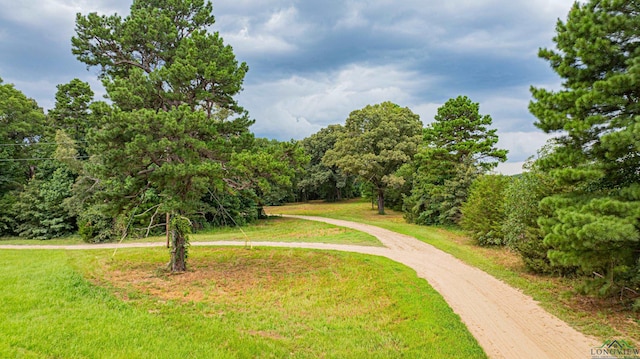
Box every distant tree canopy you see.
[298,125,358,202]
[323,101,422,214]
[530,0,640,294]
[0,78,47,236]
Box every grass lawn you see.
[0,248,486,358]
[267,199,640,345]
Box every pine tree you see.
[405,96,507,225]
[72,0,251,271]
[530,0,640,295]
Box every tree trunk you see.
[170,217,188,273]
[165,212,170,248]
[257,205,267,219]
[377,189,385,215]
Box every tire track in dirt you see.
[0,215,598,358]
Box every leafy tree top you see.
[324,101,422,214]
[72,0,248,116]
[421,95,507,172]
[324,101,423,187]
[0,78,46,194]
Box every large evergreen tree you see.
[72,0,251,271]
[530,0,640,295]
[405,96,507,225]
[323,102,422,214]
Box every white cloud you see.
[494,161,525,176]
[264,7,299,32]
[242,63,438,139]
[218,6,312,57]
[411,103,442,126]
[497,131,555,162]
[223,26,296,56]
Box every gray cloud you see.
[0,0,577,173]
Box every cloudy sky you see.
[0,0,577,174]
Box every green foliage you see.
[200,188,259,227]
[323,101,422,214]
[0,78,47,235]
[540,188,640,292]
[406,96,507,225]
[0,192,18,236]
[530,0,640,295]
[231,138,309,208]
[48,79,95,154]
[72,0,253,269]
[77,204,114,243]
[503,165,567,274]
[460,174,511,246]
[72,0,247,114]
[299,125,359,202]
[13,165,77,240]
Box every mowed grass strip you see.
[186,217,382,246]
[0,217,381,247]
[0,248,486,358]
[267,199,640,343]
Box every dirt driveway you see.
[0,214,598,358]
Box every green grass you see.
[267,199,640,344]
[0,235,85,245]
[0,248,486,358]
[0,218,381,247]
[173,217,380,246]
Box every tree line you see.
[0,0,638,307]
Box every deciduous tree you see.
[0,78,46,235]
[460,174,511,246]
[299,125,357,202]
[323,102,422,214]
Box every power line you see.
[0,156,90,162]
[0,141,88,147]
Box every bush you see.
[78,205,114,243]
[503,170,575,275]
[460,174,511,245]
[14,166,77,239]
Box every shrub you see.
[460,174,511,245]
[78,205,114,243]
[503,170,575,275]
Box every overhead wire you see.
[0,156,90,162]
[0,141,88,147]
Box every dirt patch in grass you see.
[98,248,342,304]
